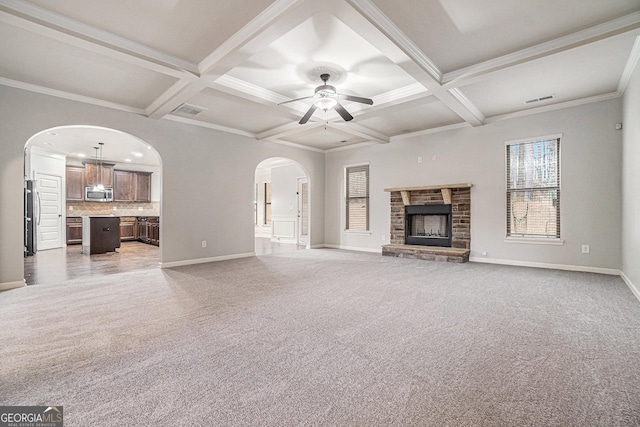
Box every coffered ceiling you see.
[2,0,639,152]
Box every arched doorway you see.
[254,158,309,255]
[23,125,162,285]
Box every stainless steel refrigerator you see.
[24,179,39,256]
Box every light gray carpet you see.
[2,249,640,426]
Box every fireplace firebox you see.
[405,204,452,247]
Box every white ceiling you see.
[2,0,639,153]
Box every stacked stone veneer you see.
[384,185,471,262]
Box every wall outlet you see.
[417,156,423,163]
[68,206,73,211]
[482,251,488,256]
[381,235,386,241]
[432,154,437,161]
[581,244,590,254]
[202,240,207,248]
[138,207,143,211]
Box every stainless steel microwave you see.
[85,187,113,202]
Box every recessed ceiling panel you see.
[182,90,293,134]
[357,98,464,136]
[371,0,640,73]
[26,0,275,63]
[284,126,368,151]
[0,23,176,108]
[226,11,418,100]
[459,32,637,118]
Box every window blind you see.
[506,137,560,238]
[346,164,369,231]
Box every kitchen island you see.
[82,216,121,255]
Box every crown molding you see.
[162,114,256,139]
[485,92,621,123]
[390,122,469,142]
[0,76,146,114]
[264,138,326,153]
[618,35,640,93]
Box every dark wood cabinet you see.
[119,217,137,241]
[66,217,83,245]
[135,172,152,202]
[113,170,152,202]
[66,166,85,201]
[136,217,159,246]
[113,170,134,201]
[84,162,114,188]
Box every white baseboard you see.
[469,256,620,275]
[0,280,26,291]
[620,271,640,303]
[320,244,382,254]
[160,252,254,268]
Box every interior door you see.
[35,172,63,250]
[297,177,308,246]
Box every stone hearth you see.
[382,184,471,262]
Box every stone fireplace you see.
[382,184,471,262]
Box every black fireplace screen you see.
[405,204,452,247]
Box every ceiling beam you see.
[0,1,199,79]
[442,11,640,89]
[345,0,485,127]
[327,122,389,144]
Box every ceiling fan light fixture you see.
[313,96,337,111]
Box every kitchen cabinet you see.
[84,161,114,188]
[113,170,152,202]
[119,217,137,241]
[137,216,159,246]
[66,217,83,245]
[135,172,152,202]
[82,216,120,254]
[113,170,134,201]
[66,166,85,201]
[148,217,159,246]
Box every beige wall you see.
[0,86,325,288]
[622,59,640,293]
[325,98,624,271]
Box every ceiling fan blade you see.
[299,105,318,124]
[278,95,313,106]
[340,94,373,105]
[334,102,353,122]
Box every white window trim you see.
[504,134,562,240]
[344,162,370,232]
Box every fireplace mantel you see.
[384,184,472,206]
[383,184,472,262]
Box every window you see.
[254,183,258,225]
[506,135,560,239]
[264,182,271,225]
[345,164,369,231]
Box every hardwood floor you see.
[255,237,306,255]
[24,242,159,286]
[24,239,302,286]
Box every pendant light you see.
[92,146,101,191]
[96,142,105,191]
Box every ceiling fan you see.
[279,74,373,124]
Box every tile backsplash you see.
[67,201,159,217]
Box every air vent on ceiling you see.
[172,103,207,117]
[524,94,555,104]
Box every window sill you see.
[504,237,564,246]
[343,230,371,236]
